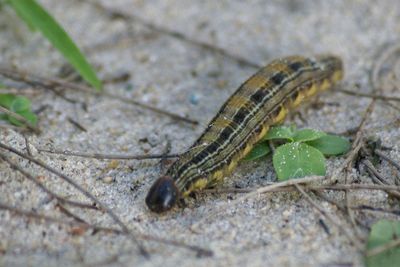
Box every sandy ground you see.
[0,0,399,266]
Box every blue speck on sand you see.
[189,93,200,105]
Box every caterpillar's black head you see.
[145,176,179,213]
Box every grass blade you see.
[9,0,102,90]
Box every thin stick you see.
[343,139,360,238]
[375,149,400,172]
[67,117,87,132]
[327,91,376,184]
[353,205,400,216]
[294,184,364,250]
[0,153,97,210]
[363,159,400,199]
[0,123,29,132]
[385,101,400,112]
[311,184,400,191]
[376,148,400,185]
[0,106,41,134]
[57,203,90,223]
[23,134,32,156]
[231,175,325,206]
[0,202,213,256]
[0,202,92,227]
[0,141,149,258]
[0,66,198,125]
[344,169,359,239]
[371,43,400,89]
[100,90,198,125]
[330,141,364,183]
[0,87,41,96]
[355,100,376,141]
[364,160,388,184]
[366,238,400,257]
[87,1,261,69]
[203,183,400,194]
[159,138,174,173]
[312,191,369,229]
[190,175,325,231]
[337,89,400,102]
[37,148,179,160]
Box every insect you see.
[146,54,343,213]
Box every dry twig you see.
[337,88,400,102]
[294,184,364,250]
[366,238,400,257]
[375,149,400,172]
[231,175,325,205]
[38,147,179,160]
[312,191,369,229]
[0,105,41,134]
[202,183,400,194]
[86,0,261,69]
[0,202,213,256]
[363,159,400,199]
[23,134,32,156]
[0,152,97,210]
[67,117,88,132]
[0,141,149,257]
[0,66,198,125]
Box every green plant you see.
[243,125,351,180]
[6,0,101,90]
[0,0,104,128]
[365,220,400,267]
[0,94,37,126]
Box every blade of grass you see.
[9,0,102,90]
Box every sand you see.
[0,0,399,266]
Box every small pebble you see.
[106,160,119,170]
[216,79,228,89]
[189,93,201,105]
[102,176,114,184]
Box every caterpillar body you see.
[146,55,343,213]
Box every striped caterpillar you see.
[146,55,343,213]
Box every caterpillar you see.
[146,54,343,213]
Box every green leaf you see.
[9,0,102,90]
[243,142,271,161]
[0,93,16,108]
[10,96,31,112]
[307,135,351,156]
[0,94,37,126]
[273,142,326,180]
[263,125,295,141]
[293,128,326,142]
[8,110,37,126]
[366,220,400,267]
